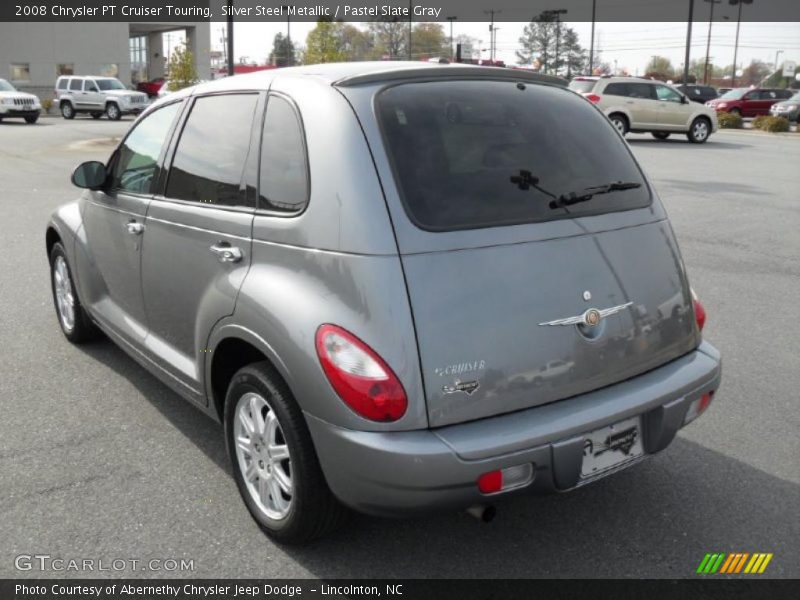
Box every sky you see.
[209,20,800,76]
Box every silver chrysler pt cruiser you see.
[46,62,721,543]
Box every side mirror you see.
[71,161,107,190]
[681,95,688,104]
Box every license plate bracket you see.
[581,416,644,479]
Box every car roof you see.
[190,61,566,95]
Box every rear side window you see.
[567,79,596,94]
[377,80,650,231]
[259,95,309,212]
[604,82,630,97]
[69,79,81,91]
[628,83,656,99]
[166,94,258,207]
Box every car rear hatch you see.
[352,76,699,428]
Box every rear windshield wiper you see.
[549,181,642,209]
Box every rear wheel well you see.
[609,112,629,128]
[210,338,272,420]
[45,227,61,259]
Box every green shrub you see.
[717,112,743,129]
[41,98,53,113]
[760,116,790,133]
[752,115,769,130]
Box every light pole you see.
[703,0,721,84]
[729,0,753,88]
[683,0,695,84]
[542,9,567,76]
[226,0,234,77]
[589,0,597,75]
[280,6,292,65]
[447,16,457,60]
[408,1,413,61]
[484,9,501,62]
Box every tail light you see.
[691,288,706,331]
[315,324,407,422]
[584,93,602,104]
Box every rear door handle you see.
[125,220,144,235]
[209,242,243,263]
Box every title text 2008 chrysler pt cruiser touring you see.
[46,62,721,543]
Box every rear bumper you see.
[306,341,721,517]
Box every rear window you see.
[376,80,650,231]
[567,79,597,93]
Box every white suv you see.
[0,78,41,124]
[55,76,148,120]
[569,76,718,143]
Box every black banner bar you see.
[2,0,800,23]
[1,579,799,600]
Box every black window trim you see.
[104,98,187,200]
[155,90,262,213]
[373,77,653,233]
[254,90,312,218]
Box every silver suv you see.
[46,63,721,543]
[55,75,148,120]
[569,76,718,143]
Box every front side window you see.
[656,85,682,103]
[166,94,258,207]
[69,79,82,91]
[377,80,650,231]
[259,95,309,213]
[110,102,182,194]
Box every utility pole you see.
[683,0,695,84]
[492,27,501,62]
[774,49,783,72]
[589,0,597,75]
[408,1,413,60]
[703,0,721,84]
[226,0,234,77]
[447,16,457,60]
[730,0,753,88]
[484,9,501,62]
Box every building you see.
[0,22,211,101]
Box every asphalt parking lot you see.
[1,116,798,579]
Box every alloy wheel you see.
[53,256,75,332]
[234,392,293,521]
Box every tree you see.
[304,18,347,65]
[339,24,376,61]
[367,18,407,60]
[167,42,198,91]
[560,27,586,77]
[644,55,675,81]
[740,59,771,86]
[411,23,449,59]
[516,16,558,73]
[269,32,296,67]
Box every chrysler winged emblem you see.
[538,302,633,327]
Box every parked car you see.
[55,75,148,120]
[769,91,800,122]
[47,62,721,543]
[0,78,41,123]
[706,87,793,117]
[136,77,165,98]
[675,83,718,104]
[569,76,718,142]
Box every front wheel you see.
[225,362,347,543]
[651,132,670,140]
[105,103,121,121]
[687,118,711,144]
[49,242,100,343]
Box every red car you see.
[706,87,793,117]
[136,77,165,98]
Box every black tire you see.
[91,112,103,120]
[609,113,628,137]
[49,242,100,344]
[224,362,347,544]
[687,117,711,144]
[61,102,75,120]
[105,103,121,121]
[25,115,39,124]
[0,116,4,123]
[651,131,670,140]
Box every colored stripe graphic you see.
[719,554,736,574]
[696,554,712,574]
[735,553,749,573]
[698,552,773,575]
[710,553,726,573]
[758,554,773,573]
